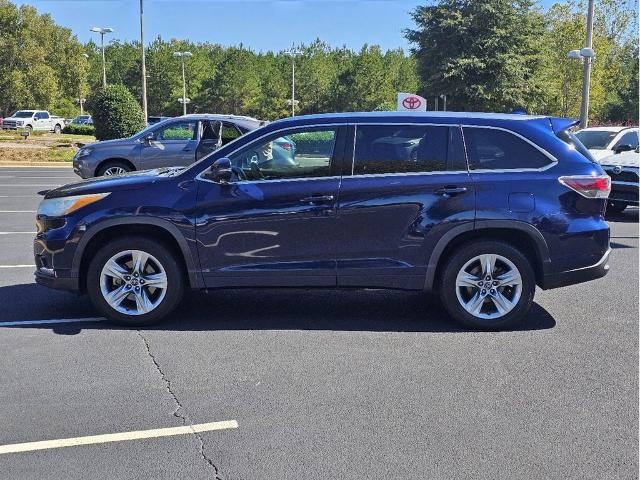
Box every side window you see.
[221,123,242,145]
[463,127,552,170]
[614,130,639,149]
[353,125,460,175]
[229,128,337,181]
[38,112,49,119]
[156,121,197,141]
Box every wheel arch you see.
[424,221,551,291]
[73,218,202,292]
[95,158,136,176]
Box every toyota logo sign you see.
[402,96,422,110]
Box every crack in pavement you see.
[137,330,224,479]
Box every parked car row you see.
[37,111,612,330]
[575,126,639,212]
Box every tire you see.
[53,124,61,134]
[439,240,536,330]
[97,160,132,177]
[607,201,627,213]
[86,236,184,326]
[25,125,32,131]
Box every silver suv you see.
[73,114,293,178]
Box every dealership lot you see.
[0,166,637,479]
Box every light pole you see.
[440,94,447,111]
[140,0,148,121]
[285,47,300,116]
[568,0,595,129]
[90,26,114,87]
[173,51,192,115]
[78,53,89,115]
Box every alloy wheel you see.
[103,166,127,176]
[455,253,522,320]
[100,250,168,316]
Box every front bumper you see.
[608,182,639,205]
[34,270,78,291]
[541,248,611,289]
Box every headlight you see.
[15,120,23,125]
[37,193,110,217]
[76,147,93,158]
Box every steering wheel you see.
[231,166,247,181]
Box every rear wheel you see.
[86,236,184,326]
[97,160,132,177]
[607,201,627,213]
[439,241,535,330]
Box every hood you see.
[84,137,137,149]
[599,151,640,168]
[45,167,183,199]
[589,149,615,161]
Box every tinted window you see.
[229,128,337,181]
[38,112,49,119]
[614,130,639,149]
[155,121,197,141]
[221,123,242,145]
[575,130,617,149]
[353,125,462,175]
[463,127,552,170]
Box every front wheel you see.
[97,161,132,177]
[53,124,62,134]
[86,236,184,326]
[439,241,535,330]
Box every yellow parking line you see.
[0,420,239,455]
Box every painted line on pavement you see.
[0,195,41,198]
[0,232,36,235]
[0,317,105,327]
[0,420,239,455]
[0,184,60,187]
[0,265,35,269]
[0,210,36,213]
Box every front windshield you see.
[12,111,34,118]
[575,130,617,149]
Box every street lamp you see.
[567,0,595,129]
[139,0,148,122]
[78,53,89,115]
[439,94,447,112]
[173,51,193,115]
[284,47,301,116]
[90,26,114,87]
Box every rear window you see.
[463,127,553,170]
[557,130,596,163]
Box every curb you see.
[0,162,72,168]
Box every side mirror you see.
[614,144,634,154]
[205,157,233,183]
[142,133,154,145]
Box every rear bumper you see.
[540,248,610,289]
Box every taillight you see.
[558,175,611,199]
[280,142,293,151]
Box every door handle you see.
[435,186,468,196]
[300,195,335,204]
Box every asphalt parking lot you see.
[0,166,637,479]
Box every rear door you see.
[140,119,199,169]
[335,123,475,289]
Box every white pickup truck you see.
[1,110,66,133]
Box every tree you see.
[88,84,146,140]
[405,0,546,112]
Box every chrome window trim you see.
[195,123,344,185]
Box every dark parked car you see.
[71,115,93,125]
[598,147,639,213]
[72,114,294,178]
[36,112,611,329]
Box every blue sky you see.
[16,0,561,52]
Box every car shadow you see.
[0,283,556,335]
[606,206,639,224]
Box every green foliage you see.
[406,0,546,112]
[88,85,145,140]
[62,124,95,135]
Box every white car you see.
[1,110,66,133]
[599,148,639,213]
[575,126,639,161]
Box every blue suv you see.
[34,112,611,329]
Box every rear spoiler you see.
[549,117,580,134]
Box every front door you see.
[335,123,476,289]
[195,125,347,288]
[140,119,199,169]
